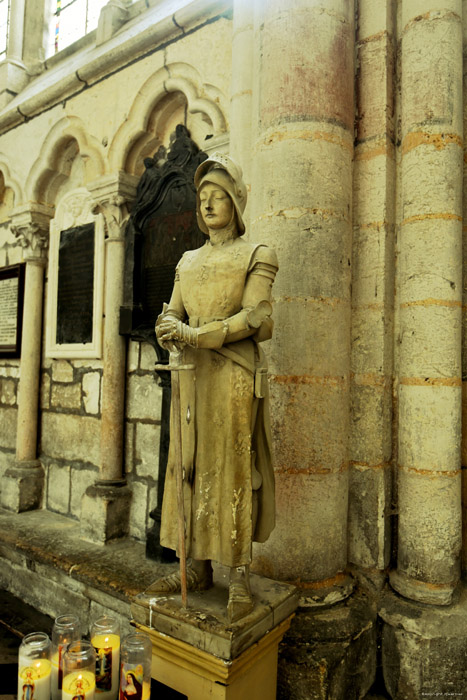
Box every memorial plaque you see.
[0,263,25,358]
[56,223,94,345]
[142,208,202,324]
[120,124,207,344]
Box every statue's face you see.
[199,182,234,231]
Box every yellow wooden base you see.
[136,615,293,700]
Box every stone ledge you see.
[0,507,175,604]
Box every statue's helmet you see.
[194,153,247,235]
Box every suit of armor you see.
[153,153,278,620]
[159,236,278,567]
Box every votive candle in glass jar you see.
[51,614,80,700]
[63,639,96,700]
[91,615,120,700]
[17,631,51,700]
[119,633,152,700]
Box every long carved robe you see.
[159,236,277,567]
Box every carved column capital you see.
[10,203,54,263]
[87,173,138,241]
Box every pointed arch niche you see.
[109,64,229,177]
[0,160,22,268]
[26,118,107,359]
[45,188,105,359]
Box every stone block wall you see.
[40,358,102,518]
[124,341,162,540]
[0,360,19,483]
[38,341,162,541]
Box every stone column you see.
[1,204,53,512]
[0,0,28,107]
[80,173,137,544]
[250,0,354,602]
[0,0,46,108]
[463,0,467,582]
[229,0,254,229]
[22,0,48,73]
[348,0,395,583]
[390,0,463,605]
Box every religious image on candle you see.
[92,633,120,696]
[119,664,150,700]
[62,670,96,700]
[18,659,52,700]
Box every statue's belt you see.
[216,347,268,400]
[216,346,255,375]
[187,316,267,397]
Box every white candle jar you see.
[91,615,120,700]
[119,633,152,700]
[63,639,96,700]
[17,631,52,700]
[51,614,80,700]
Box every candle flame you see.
[105,636,109,643]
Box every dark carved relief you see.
[57,223,95,345]
[119,125,207,561]
[120,124,207,348]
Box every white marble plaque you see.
[0,276,18,345]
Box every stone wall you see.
[0,0,467,696]
[0,359,19,482]
[124,341,162,540]
[0,1,232,542]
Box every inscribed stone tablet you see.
[56,223,94,345]
[0,276,18,346]
[0,264,24,357]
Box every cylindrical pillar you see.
[1,214,51,513]
[461,0,467,582]
[229,0,254,229]
[391,0,463,605]
[7,0,26,63]
[250,0,354,601]
[348,0,395,577]
[99,222,126,483]
[16,257,44,462]
[81,182,135,544]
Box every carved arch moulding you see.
[26,117,106,206]
[108,62,229,176]
[0,158,23,205]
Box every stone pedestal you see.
[1,460,44,512]
[131,569,299,698]
[80,481,131,544]
[138,617,292,700]
[381,586,467,697]
[276,590,377,700]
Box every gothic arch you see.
[0,156,23,205]
[26,117,106,205]
[108,62,228,175]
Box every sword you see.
[155,345,194,609]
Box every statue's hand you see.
[157,318,180,341]
[157,319,198,347]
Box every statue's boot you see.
[147,559,213,594]
[227,565,253,622]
